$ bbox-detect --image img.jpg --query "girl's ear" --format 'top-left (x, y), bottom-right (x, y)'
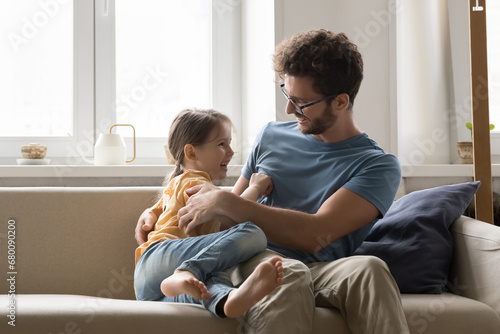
top-left (184, 144), bottom-right (197, 161)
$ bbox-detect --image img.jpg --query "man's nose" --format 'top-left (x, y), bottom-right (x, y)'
top-left (285, 100), bottom-right (296, 115)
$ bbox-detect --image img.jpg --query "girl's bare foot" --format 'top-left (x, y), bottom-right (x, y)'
top-left (161, 270), bottom-right (211, 300)
top-left (224, 256), bottom-right (284, 318)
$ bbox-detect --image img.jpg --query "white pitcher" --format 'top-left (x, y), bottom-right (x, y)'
top-left (78, 124), bottom-right (136, 165)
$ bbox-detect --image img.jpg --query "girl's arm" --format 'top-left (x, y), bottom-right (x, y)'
top-left (218, 173), bottom-right (272, 230)
top-left (232, 175), bottom-right (250, 196)
top-left (239, 173), bottom-right (273, 201)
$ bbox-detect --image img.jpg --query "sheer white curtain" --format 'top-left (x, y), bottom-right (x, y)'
top-left (397, 0), bottom-right (456, 165)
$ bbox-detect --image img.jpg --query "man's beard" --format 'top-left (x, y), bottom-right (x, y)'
top-left (298, 104), bottom-right (337, 135)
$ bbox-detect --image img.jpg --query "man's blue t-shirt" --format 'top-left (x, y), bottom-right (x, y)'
top-left (241, 121), bottom-right (401, 264)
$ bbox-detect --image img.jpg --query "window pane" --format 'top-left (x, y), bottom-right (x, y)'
top-left (487, 1), bottom-right (500, 130)
top-left (115, 0), bottom-right (211, 138)
top-left (0, 0), bottom-right (73, 136)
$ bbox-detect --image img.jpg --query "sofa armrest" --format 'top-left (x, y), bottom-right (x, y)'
top-left (449, 215), bottom-right (500, 314)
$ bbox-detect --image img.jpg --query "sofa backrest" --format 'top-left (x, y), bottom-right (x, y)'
top-left (4, 187), bottom-right (499, 313)
top-left (0, 187), bottom-right (161, 300)
top-left (449, 216), bottom-right (500, 314)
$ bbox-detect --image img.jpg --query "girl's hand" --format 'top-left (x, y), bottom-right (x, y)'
top-left (135, 209), bottom-right (157, 245)
top-left (249, 173), bottom-right (274, 197)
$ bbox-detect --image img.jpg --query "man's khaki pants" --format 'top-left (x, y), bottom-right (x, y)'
top-left (227, 250), bottom-right (410, 334)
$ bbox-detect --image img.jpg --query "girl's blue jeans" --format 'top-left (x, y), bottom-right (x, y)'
top-left (134, 222), bottom-right (267, 317)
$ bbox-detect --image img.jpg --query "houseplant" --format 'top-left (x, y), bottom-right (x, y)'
top-left (456, 122), bottom-right (495, 164)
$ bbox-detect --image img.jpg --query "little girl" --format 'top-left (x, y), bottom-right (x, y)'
top-left (134, 108), bottom-right (283, 319)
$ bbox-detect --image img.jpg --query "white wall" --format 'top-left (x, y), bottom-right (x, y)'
top-left (240, 0), bottom-right (477, 166)
top-left (277, 0), bottom-right (395, 152)
top-left (241, 0), bottom-right (397, 156)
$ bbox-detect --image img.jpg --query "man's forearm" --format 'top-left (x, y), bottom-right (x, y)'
top-left (218, 187), bottom-right (379, 254)
top-left (215, 185), bottom-right (264, 229)
top-left (179, 184), bottom-right (378, 253)
top-left (218, 191), bottom-right (328, 253)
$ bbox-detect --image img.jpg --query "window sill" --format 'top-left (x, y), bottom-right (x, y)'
top-left (402, 164), bottom-right (475, 177)
top-left (1, 163), bottom-right (498, 187)
top-left (1, 163), bottom-right (498, 178)
top-left (0, 165), bottom-right (243, 187)
top-left (403, 164), bottom-right (500, 177)
top-left (0, 165), bottom-right (243, 178)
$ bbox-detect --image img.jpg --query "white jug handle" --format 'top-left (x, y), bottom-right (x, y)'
top-left (110, 124), bottom-right (136, 163)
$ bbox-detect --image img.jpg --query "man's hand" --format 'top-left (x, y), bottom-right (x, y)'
top-left (178, 183), bottom-right (225, 234)
top-left (135, 209), bottom-right (157, 245)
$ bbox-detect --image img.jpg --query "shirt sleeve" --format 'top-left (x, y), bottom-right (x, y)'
top-left (175, 171), bottom-right (212, 205)
top-left (342, 153), bottom-right (401, 217)
top-left (149, 196), bottom-right (164, 220)
top-left (241, 123), bottom-right (269, 180)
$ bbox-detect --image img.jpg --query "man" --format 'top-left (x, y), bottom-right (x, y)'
top-left (136, 29), bottom-right (409, 334)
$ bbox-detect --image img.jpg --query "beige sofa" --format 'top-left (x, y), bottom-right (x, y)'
top-left (1, 187), bottom-right (500, 334)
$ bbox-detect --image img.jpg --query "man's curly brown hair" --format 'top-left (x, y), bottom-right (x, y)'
top-left (273, 29), bottom-right (363, 107)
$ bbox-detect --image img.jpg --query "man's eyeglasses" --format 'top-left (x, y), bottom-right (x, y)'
top-left (280, 83), bottom-right (338, 115)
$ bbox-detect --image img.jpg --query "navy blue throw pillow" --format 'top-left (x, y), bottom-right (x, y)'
top-left (354, 181), bottom-right (480, 294)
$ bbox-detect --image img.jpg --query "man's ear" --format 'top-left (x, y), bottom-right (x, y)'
top-left (333, 93), bottom-right (350, 111)
top-left (184, 144), bottom-right (197, 162)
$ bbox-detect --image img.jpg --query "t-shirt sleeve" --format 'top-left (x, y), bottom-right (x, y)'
top-left (176, 172), bottom-right (211, 205)
top-left (149, 197), bottom-right (164, 219)
top-left (241, 123), bottom-right (269, 181)
top-left (342, 153), bottom-right (401, 217)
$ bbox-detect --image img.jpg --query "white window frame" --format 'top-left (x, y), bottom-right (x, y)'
top-left (93, 0), bottom-right (242, 165)
top-left (0, 0), bottom-right (94, 165)
top-left (0, 0), bottom-right (242, 165)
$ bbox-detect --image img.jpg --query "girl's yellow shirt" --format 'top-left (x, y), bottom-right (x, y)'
top-left (135, 170), bottom-right (221, 264)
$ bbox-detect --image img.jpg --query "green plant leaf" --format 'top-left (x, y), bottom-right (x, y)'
top-left (466, 122), bottom-right (473, 131)
top-left (490, 124), bottom-right (495, 131)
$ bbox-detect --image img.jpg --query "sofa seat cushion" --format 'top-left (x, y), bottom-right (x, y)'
top-left (1, 294), bottom-right (352, 334)
top-left (2, 294), bottom-right (352, 334)
top-left (4, 294), bottom-right (239, 334)
top-left (4, 294), bottom-right (500, 334)
top-left (401, 293), bottom-right (500, 334)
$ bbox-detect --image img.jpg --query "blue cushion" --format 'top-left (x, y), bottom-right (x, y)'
top-left (354, 181), bottom-right (480, 294)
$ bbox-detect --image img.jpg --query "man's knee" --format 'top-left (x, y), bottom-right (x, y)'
top-left (311, 256), bottom-right (394, 288)
top-left (282, 257), bottom-right (312, 281)
top-left (356, 255), bottom-right (391, 276)
top-left (280, 258), bottom-right (314, 298)
top-left (246, 257), bottom-right (315, 331)
top-left (349, 255), bottom-right (396, 289)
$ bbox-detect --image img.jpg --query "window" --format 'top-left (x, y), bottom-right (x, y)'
top-left (0, 0), bottom-right (241, 164)
top-left (115, 0), bottom-right (211, 138)
top-left (0, 0), bottom-right (73, 137)
top-left (486, 0), bottom-right (500, 131)
top-left (473, 0), bottom-right (500, 157)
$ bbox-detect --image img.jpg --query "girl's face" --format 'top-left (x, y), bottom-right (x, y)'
top-left (191, 122), bottom-right (234, 181)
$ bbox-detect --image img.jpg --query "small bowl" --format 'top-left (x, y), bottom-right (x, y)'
top-left (21, 143), bottom-right (47, 159)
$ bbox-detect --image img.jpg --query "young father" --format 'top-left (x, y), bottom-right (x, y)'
top-left (136, 29), bottom-right (410, 334)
